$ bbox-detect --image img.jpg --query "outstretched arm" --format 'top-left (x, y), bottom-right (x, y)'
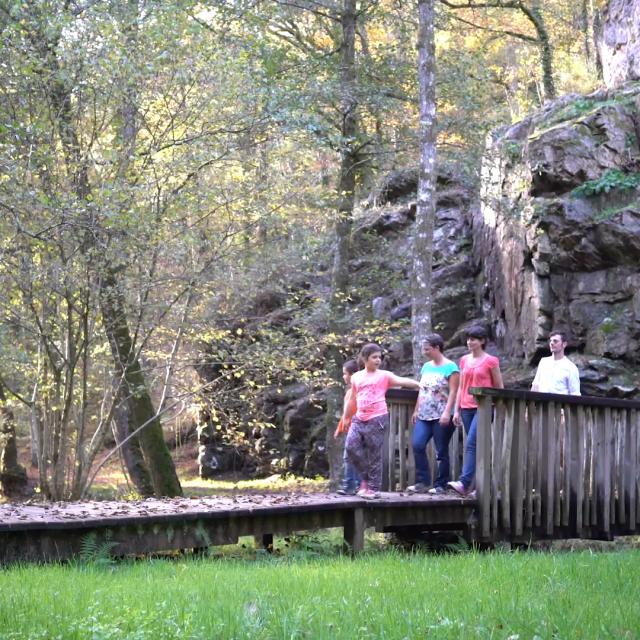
top-left (387, 372), bottom-right (421, 391)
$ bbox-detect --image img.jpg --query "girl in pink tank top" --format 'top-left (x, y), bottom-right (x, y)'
top-left (343, 343), bottom-right (420, 498)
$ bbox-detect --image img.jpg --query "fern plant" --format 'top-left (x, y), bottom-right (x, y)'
top-left (78, 530), bottom-right (118, 567)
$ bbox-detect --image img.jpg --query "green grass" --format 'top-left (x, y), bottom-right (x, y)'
top-left (1, 547), bottom-right (639, 639)
top-left (180, 474), bottom-right (328, 497)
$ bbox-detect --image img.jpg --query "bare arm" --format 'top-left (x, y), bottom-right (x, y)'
top-left (440, 371), bottom-right (460, 424)
top-left (490, 365), bottom-right (504, 389)
top-left (343, 386), bottom-right (357, 423)
top-left (452, 369), bottom-right (464, 427)
top-left (387, 373), bottom-right (421, 391)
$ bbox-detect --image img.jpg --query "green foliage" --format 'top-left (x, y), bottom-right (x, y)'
top-left (571, 169), bottom-right (640, 198)
top-left (503, 140), bottom-right (523, 163)
top-left (77, 531), bottom-right (118, 568)
top-left (600, 317), bottom-right (617, 336)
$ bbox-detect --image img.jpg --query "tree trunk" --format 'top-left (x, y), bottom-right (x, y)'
top-left (324, 0), bottom-right (359, 489)
top-left (111, 383), bottom-right (155, 497)
top-left (580, 0), bottom-right (592, 66)
top-left (330, 0), bottom-right (358, 323)
top-left (99, 272), bottom-right (182, 497)
top-left (593, 6), bottom-right (604, 82)
top-left (0, 383), bottom-right (28, 497)
top-left (412, 0), bottom-right (437, 375)
top-left (524, 1), bottom-right (556, 100)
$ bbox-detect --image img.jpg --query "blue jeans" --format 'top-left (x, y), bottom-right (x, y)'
top-left (412, 418), bottom-right (456, 488)
top-left (342, 446), bottom-right (360, 491)
top-left (459, 408), bottom-right (478, 489)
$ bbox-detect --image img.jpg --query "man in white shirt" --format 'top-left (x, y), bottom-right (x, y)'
top-left (531, 331), bottom-right (581, 395)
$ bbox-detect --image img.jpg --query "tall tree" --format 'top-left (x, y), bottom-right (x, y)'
top-left (324, 0), bottom-right (362, 487)
top-left (439, 0), bottom-right (557, 100)
top-left (412, 0), bottom-right (438, 374)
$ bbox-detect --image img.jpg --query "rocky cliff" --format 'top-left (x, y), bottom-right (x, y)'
top-left (599, 0), bottom-right (640, 88)
top-left (476, 81), bottom-right (640, 396)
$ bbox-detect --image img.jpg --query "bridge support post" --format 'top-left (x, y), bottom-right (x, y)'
top-left (343, 508), bottom-right (365, 554)
top-left (255, 533), bottom-right (274, 553)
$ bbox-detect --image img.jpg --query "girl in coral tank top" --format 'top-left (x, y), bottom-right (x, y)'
top-left (448, 325), bottom-right (503, 496)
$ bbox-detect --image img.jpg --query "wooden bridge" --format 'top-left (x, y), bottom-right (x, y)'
top-left (386, 387), bottom-right (640, 542)
top-left (1, 387), bottom-right (639, 563)
top-left (0, 492), bottom-right (475, 564)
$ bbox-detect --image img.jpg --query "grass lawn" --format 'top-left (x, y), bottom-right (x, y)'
top-left (1, 544), bottom-right (638, 639)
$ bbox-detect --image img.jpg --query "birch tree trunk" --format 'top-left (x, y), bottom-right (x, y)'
top-left (411, 0), bottom-right (437, 375)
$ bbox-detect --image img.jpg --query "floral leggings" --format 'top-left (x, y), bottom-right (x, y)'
top-left (345, 413), bottom-right (388, 492)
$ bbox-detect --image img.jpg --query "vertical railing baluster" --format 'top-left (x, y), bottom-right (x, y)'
top-left (476, 395), bottom-right (492, 539)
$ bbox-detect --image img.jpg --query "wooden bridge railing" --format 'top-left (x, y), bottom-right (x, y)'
top-left (386, 387), bottom-right (640, 542)
top-left (384, 388), bottom-right (467, 492)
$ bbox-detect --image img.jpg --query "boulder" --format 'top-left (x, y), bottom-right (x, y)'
top-left (372, 296), bottom-right (393, 319)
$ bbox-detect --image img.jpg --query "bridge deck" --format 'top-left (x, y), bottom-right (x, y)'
top-left (0, 492), bottom-right (476, 564)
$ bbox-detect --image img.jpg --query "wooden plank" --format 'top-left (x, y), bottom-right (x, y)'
top-left (407, 408), bottom-right (416, 488)
top-left (491, 400), bottom-right (505, 534)
top-left (255, 533), bottom-right (274, 552)
top-left (465, 386), bottom-right (640, 410)
top-left (476, 396), bottom-right (492, 539)
top-left (554, 403), bottom-right (563, 528)
top-left (587, 407), bottom-right (596, 527)
top-left (636, 408), bottom-right (640, 528)
top-left (540, 401), bottom-right (556, 536)
top-left (398, 404), bottom-right (407, 490)
top-left (501, 399), bottom-right (515, 532)
top-left (569, 406), bottom-right (583, 535)
top-left (525, 402), bottom-right (535, 531)
top-left (533, 402), bottom-right (543, 527)
top-left (593, 408), bottom-right (604, 528)
top-left (343, 508), bottom-right (365, 554)
top-left (629, 409), bottom-right (638, 529)
top-left (601, 407), bottom-right (613, 533)
top-left (511, 399), bottom-right (526, 536)
top-left (382, 411), bottom-right (391, 492)
top-left (385, 405), bottom-right (396, 492)
top-left (615, 409), bottom-right (625, 526)
top-left (561, 404), bottom-right (571, 528)
top-left (582, 408), bottom-right (593, 527)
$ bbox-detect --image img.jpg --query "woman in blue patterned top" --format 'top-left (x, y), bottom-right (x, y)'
top-left (408, 334), bottom-right (460, 495)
